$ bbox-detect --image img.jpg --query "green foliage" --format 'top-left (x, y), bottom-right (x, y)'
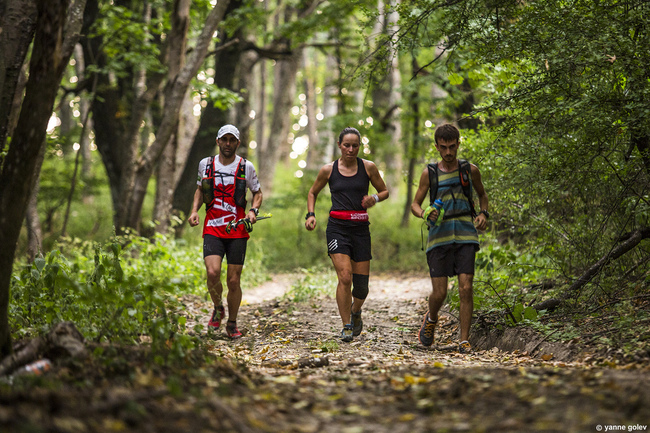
top-left (9, 235), bottom-right (209, 364)
top-left (367, 202), bottom-right (428, 273)
top-left (445, 236), bottom-right (557, 321)
top-left (365, 0), bottom-right (650, 285)
top-left (1, 138), bottom-right (9, 167)
top-left (89, 3), bottom-right (168, 78)
top-left (314, 339), bottom-right (340, 353)
top-left (507, 303), bottom-right (539, 326)
top-left (274, 0), bottom-right (372, 46)
top-left (282, 267), bottom-right (336, 303)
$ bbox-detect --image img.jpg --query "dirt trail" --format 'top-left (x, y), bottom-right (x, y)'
top-left (2, 274), bottom-right (648, 432)
top-left (183, 273), bottom-right (650, 432)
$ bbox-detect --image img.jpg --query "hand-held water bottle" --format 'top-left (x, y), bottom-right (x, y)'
top-left (433, 199), bottom-right (445, 226)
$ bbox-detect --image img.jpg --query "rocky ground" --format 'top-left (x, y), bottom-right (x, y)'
top-left (1, 273), bottom-right (649, 432)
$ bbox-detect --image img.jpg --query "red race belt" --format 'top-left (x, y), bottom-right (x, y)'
top-left (329, 210), bottom-right (369, 221)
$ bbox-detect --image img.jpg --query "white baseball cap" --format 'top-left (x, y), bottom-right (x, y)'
top-left (217, 124), bottom-right (240, 140)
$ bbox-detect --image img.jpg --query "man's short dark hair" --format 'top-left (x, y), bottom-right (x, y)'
top-left (434, 124), bottom-right (460, 145)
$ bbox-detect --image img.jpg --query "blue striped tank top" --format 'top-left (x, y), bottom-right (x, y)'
top-left (426, 165), bottom-right (479, 252)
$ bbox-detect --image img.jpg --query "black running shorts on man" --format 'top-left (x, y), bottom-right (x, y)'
top-left (426, 243), bottom-right (477, 278)
top-left (203, 234), bottom-right (247, 264)
top-left (326, 221), bottom-right (372, 262)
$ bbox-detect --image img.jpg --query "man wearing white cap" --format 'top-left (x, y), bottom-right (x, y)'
top-left (189, 124), bottom-right (263, 339)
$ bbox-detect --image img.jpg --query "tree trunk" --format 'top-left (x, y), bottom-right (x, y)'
top-left (303, 49), bottom-right (321, 170)
top-left (0, 0), bottom-right (86, 358)
top-left (382, 1), bottom-right (402, 196)
top-left (26, 144), bottom-right (46, 263)
top-left (255, 57), bottom-right (270, 164)
top-left (256, 0), bottom-right (319, 192)
top-left (370, 0), bottom-right (401, 197)
top-left (258, 45), bottom-right (301, 193)
top-left (122, 0), bottom-right (230, 232)
top-left (81, 0), bottom-right (160, 233)
top-left (82, 0), bottom-right (229, 234)
top-left (401, 55), bottom-right (421, 227)
top-left (153, 134), bottom-right (178, 234)
top-left (0, 0), bottom-right (37, 148)
top-left (234, 48), bottom-right (257, 159)
top-left (159, 89), bottom-right (199, 234)
top-left (153, 0), bottom-right (190, 235)
top-left (321, 51), bottom-right (339, 163)
top-left (72, 43), bottom-right (93, 186)
top-left (632, 133), bottom-right (650, 176)
top-left (171, 34), bottom-right (242, 230)
top-left (332, 35), bottom-right (346, 159)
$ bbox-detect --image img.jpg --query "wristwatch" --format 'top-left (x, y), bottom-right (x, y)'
top-left (250, 208), bottom-right (259, 216)
top-left (479, 210), bottom-right (490, 219)
top-left (305, 211), bottom-right (315, 220)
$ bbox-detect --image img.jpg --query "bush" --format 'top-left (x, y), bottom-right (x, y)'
top-left (9, 233), bottom-right (266, 364)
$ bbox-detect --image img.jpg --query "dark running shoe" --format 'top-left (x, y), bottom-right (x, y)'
top-left (226, 321), bottom-right (242, 339)
top-left (418, 312), bottom-right (437, 347)
top-left (458, 340), bottom-right (472, 354)
top-left (341, 324), bottom-right (354, 342)
top-left (208, 305), bottom-right (225, 329)
top-left (351, 308), bottom-right (363, 336)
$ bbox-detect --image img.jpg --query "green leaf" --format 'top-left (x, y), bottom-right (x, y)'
top-left (523, 306), bottom-right (538, 321)
top-left (512, 303), bottom-right (524, 322)
top-left (34, 258), bottom-right (46, 272)
top-left (448, 73), bottom-right (464, 86)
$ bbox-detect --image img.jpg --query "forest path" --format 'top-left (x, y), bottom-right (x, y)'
top-left (180, 273), bottom-right (650, 432)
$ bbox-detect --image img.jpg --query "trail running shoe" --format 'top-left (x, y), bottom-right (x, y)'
top-left (208, 305), bottom-right (225, 329)
top-left (458, 340), bottom-right (472, 354)
top-left (341, 324), bottom-right (354, 342)
top-left (418, 312), bottom-right (437, 347)
top-left (226, 321), bottom-right (242, 339)
top-left (351, 308), bottom-right (363, 336)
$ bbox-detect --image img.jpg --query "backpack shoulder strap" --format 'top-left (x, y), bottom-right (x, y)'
top-left (458, 159), bottom-right (476, 216)
top-left (427, 162), bottom-right (438, 205)
top-left (236, 156), bottom-right (247, 177)
top-left (205, 156), bottom-right (215, 178)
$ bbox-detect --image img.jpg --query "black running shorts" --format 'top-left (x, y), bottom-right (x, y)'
top-left (326, 221), bottom-right (372, 262)
top-left (426, 243), bottom-right (477, 278)
top-left (203, 235), bottom-right (247, 265)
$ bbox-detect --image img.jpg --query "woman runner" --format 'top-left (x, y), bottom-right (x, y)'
top-left (305, 127), bottom-right (389, 342)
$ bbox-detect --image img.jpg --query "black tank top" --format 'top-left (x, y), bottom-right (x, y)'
top-left (328, 158), bottom-right (370, 226)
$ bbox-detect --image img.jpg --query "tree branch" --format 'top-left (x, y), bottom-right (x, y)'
top-left (562, 227), bottom-right (650, 299)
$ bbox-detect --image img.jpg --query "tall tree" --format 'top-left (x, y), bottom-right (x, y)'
top-left (171, 8), bottom-right (246, 227)
top-left (0, 0), bottom-right (38, 148)
top-left (368, 0), bottom-right (402, 197)
top-left (82, 0), bottom-right (230, 234)
top-left (0, 0), bottom-right (87, 357)
top-left (302, 48), bottom-right (321, 169)
top-left (152, 0), bottom-right (191, 234)
top-left (254, 0), bottom-right (366, 193)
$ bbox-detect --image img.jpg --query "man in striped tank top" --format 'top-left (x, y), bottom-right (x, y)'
top-left (411, 124), bottom-right (489, 353)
